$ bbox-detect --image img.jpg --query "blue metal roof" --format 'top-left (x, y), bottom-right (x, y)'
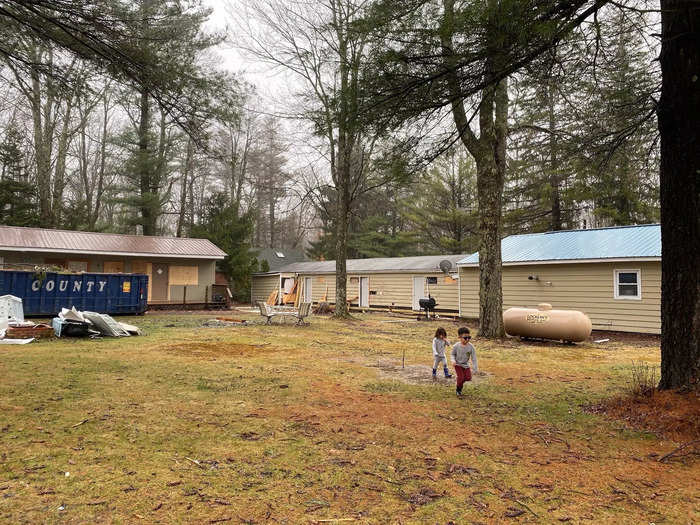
top-left (457, 224), bottom-right (661, 265)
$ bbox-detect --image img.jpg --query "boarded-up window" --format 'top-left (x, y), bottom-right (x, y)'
top-left (67, 260), bottom-right (89, 272)
top-left (169, 265), bottom-right (199, 285)
top-left (104, 261), bottom-right (124, 273)
top-left (132, 261), bottom-right (148, 274)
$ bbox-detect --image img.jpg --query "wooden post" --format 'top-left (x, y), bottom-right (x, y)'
top-left (183, 285), bottom-right (187, 305)
top-left (205, 285), bottom-right (209, 310)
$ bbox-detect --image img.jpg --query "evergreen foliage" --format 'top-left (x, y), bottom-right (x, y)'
top-left (191, 192), bottom-right (256, 301)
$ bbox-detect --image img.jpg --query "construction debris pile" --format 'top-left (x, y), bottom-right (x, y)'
top-left (0, 294), bottom-right (49, 344)
top-left (0, 294), bottom-right (141, 344)
top-left (53, 307), bottom-right (141, 338)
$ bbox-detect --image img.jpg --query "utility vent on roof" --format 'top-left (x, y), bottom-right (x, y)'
top-left (275, 252), bottom-right (285, 258)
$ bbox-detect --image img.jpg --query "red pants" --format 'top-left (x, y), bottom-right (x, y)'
top-left (455, 365), bottom-right (472, 390)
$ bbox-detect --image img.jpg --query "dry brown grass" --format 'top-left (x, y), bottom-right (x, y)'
top-left (0, 311), bottom-right (698, 524)
top-left (595, 389), bottom-right (700, 444)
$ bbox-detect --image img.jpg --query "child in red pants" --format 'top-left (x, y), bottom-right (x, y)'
top-left (451, 327), bottom-right (478, 397)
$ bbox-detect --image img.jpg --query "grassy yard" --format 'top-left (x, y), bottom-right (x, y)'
top-left (0, 311), bottom-right (697, 524)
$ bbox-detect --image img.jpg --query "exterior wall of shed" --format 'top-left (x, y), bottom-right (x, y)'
top-left (0, 250), bottom-right (217, 304)
top-left (458, 261), bottom-right (661, 334)
top-left (166, 260), bottom-right (217, 304)
top-left (251, 274), bottom-right (280, 304)
top-left (296, 272), bottom-right (460, 311)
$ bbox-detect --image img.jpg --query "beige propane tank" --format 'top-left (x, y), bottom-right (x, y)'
top-left (503, 303), bottom-right (592, 342)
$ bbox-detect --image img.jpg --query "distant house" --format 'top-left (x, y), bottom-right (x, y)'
top-left (251, 254), bottom-right (466, 312)
top-left (256, 247), bottom-right (307, 272)
top-left (457, 224), bottom-right (661, 334)
top-left (0, 225), bottom-right (227, 305)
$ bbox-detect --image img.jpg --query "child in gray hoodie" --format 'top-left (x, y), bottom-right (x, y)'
top-left (431, 327), bottom-right (453, 379)
top-left (451, 326), bottom-right (478, 396)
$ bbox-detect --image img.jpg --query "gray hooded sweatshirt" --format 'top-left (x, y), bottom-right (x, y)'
top-left (451, 342), bottom-right (478, 372)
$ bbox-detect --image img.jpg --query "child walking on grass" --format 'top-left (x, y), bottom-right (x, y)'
top-left (451, 327), bottom-right (478, 397)
top-left (431, 327), bottom-right (453, 379)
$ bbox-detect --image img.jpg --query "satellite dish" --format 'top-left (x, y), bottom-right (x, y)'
top-left (439, 260), bottom-right (453, 274)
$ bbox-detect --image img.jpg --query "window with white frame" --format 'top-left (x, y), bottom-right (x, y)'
top-left (614, 269), bottom-right (641, 300)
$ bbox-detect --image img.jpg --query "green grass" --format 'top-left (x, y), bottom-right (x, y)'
top-left (0, 312), bottom-right (696, 524)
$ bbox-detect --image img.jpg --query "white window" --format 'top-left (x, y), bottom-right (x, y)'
top-left (614, 269), bottom-right (641, 300)
top-left (275, 252), bottom-right (285, 258)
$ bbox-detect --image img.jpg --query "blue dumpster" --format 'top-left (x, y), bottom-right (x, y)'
top-left (0, 270), bottom-right (148, 316)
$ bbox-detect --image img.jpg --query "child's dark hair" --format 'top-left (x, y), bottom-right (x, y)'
top-left (457, 326), bottom-right (471, 337)
top-left (434, 327), bottom-right (447, 338)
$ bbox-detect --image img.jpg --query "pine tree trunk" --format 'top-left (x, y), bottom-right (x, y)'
top-left (28, 56), bottom-right (53, 227)
top-left (657, 0), bottom-right (700, 390)
top-left (176, 137), bottom-right (193, 237)
top-left (476, 153), bottom-right (504, 336)
top-left (138, 88), bottom-right (155, 235)
top-left (90, 95), bottom-right (110, 230)
top-left (441, 0), bottom-right (506, 337)
top-left (548, 77), bottom-right (561, 230)
top-left (268, 170), bottom-right (275, 248)
top-left (51, 97), bottom-right (74, 227)
top-left (333, 154), bottom-right (351, 318)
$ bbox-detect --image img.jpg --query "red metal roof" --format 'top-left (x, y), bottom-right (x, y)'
top-left (0, 225), bottom-right (226, 259)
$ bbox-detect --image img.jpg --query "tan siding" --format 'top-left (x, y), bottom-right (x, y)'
top-left (459, 262), bottom-right (661, 334)
top-left (168, 260), bottom-right (216, 302)
top-left (251, 274), bottom-right (280, 304)
top-left (295, 272), bottom-right (460, 311)
top-left (351, 273), bottom-right (412, 308)
top-left (459, 267), bottom-right (480, 318)
top-left (428, 274), bottom-right (460, 311)
top-left (296, 274), bottom-right (335, 303)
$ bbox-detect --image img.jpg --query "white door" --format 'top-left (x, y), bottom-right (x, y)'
top-left (412, 276), bottom-right (425, 310)
top-left (359, 277), bottom-right (370, 307)
top-left (304, 277), bottom-right (313, 303)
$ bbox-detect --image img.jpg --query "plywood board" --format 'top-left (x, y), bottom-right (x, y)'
top-left (169, 265), bottom-right (199, 286)
top-left (104, 261), bottom-right (125, 273)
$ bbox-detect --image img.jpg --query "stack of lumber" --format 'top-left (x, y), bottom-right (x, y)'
top-left (266, 290), bottom-right (278, 306)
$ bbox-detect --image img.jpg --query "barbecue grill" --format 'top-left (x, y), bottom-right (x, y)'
top-left (418, 296), bottom-right (437, 320)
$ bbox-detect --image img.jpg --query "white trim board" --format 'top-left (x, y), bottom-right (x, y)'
top-left (0, 246), bottom-right (225, 260)
top-left (458, 257), bottom-right (661, 267)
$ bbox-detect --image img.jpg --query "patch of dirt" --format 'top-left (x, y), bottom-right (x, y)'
top-left (589, 389), bottom-right (700, 443)
top-left (373, 359), bottom-right (491, 386)
top-left (589, 330), bottom-right (660, 347)
top-left (486, 330), bottom-right (659, 349)
top-left (157, 342), bottom-right (278, 358)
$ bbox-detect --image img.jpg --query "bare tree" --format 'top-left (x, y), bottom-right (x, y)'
top-left (233, 0), bottom-right (386, 317)
top-left (72, 81), bottom-right (117, 229)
